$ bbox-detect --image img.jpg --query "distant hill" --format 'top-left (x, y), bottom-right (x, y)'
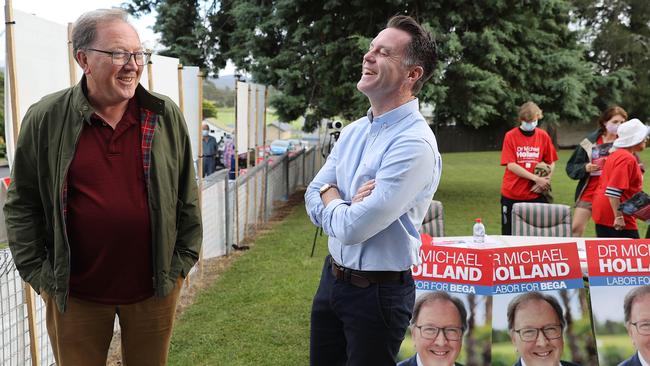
top-left (209, 75), bottom-right (236, 90)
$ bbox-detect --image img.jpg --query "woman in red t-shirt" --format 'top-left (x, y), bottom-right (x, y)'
top-left (500, 101), bottom-right (559, 235)
top-left (592, 119), bottom-right (648, 238)
top-left (566, 106), bottom-right (627, 237)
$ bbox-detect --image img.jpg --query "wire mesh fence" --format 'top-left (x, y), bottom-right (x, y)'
top-left (0, 146), bottom-right (322, 365)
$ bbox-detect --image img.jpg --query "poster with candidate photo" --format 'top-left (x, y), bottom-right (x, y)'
top-left (398, 235), bottom-right (492, 366)
top-left (491, 244), bottom-right (597, 366)
top-left (586, 239), bottom-right (650, 366)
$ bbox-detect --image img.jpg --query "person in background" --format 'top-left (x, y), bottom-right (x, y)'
top-left (592, 119), bottom-right (649, 238)
top-left (500, 101), bottom-right (559, 235)
top-left (398, 292), bottom-right (466, 366)
top-left (202, 123), bottom-right (218, 177)
top-left (4, 9), bottom-right (202, 366)
top-left (566, 106), bottom-right (627, 237)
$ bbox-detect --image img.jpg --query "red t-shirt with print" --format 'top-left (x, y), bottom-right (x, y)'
top-left (500, 127), bottom-right (558, 201)
top-left (592, 148), bottom-right (643, 230)
top-left (580, 135), bottom-right (605, 202)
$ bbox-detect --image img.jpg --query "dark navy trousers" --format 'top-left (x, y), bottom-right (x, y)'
top-left (310, 255), bottom-right (415, 366)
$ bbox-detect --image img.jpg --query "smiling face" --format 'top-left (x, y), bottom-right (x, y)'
top-left (627, 293), bottom-right (650, 362)
top-left (77, 20), bottom-right (143, 110)
top-left (510, 299), bottom-right (564, 366)
top-left (411, 299), bottom-right (463, 366)
top-left (357, 27), bottom-right (413, 108)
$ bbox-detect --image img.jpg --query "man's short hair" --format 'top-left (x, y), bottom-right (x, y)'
top-left (518, 101), bottom-right (543, 122)
top-left (410, 291), bottom-right (468, 331)
top-left (507, 292), bottom-right (565, 331)
top-left (386, 15), bottom-right (436, 95)
top-left (624, 285), bottom-right (650, 323)
top-left (72, 9), bottom-right (132, 55)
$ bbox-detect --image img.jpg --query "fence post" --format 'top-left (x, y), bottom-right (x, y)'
top-left (224, 176), bottom-right (231, 256)
top-left (284, 155), bottom-right (290, 200)
top-left (262, 161), bottom-right (269, 223)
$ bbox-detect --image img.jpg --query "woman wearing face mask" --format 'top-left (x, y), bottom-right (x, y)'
top-left (566, 106), bottom-right (628, 237)
top-left (592, 118), bottom-right (648, 238)
top-left (500, 101), bottom-right (559, 235)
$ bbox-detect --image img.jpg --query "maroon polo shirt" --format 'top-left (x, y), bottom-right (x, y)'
top-left (67, 98), bottom-right (153, 304)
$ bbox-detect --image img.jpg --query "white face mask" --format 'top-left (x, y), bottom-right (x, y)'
top-left (202, 130), bottom-right (209, 137)
top-left (605, 121), bottom-right (619, 134)
top-left (520, 120), bottom-right (538, 132)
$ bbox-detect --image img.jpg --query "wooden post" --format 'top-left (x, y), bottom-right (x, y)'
top-left (147, 54), bottom-right (154, 91)
top-left (244, 85), bottom-right (251, 237)
top-left (197, 71), bottom-right (204, 277)
top-left (177, 64), bottom-right (184, 113)
top-left (234, 81), bottom-right (240, 248)
top-left (252, 86), bottom-right (259, 228)
top-left (67, 23), bottom-right (77, 86)
top-left (23, 283), bottom-right (40, 366)
top-left (5, 0), bottom-right (21, 153)
top-left (261, 87), bottom-right (268, 222)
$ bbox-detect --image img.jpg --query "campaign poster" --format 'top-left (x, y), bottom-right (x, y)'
top-left (587, 239), bottom-right (650, 366)
top-left (398, 235), bottom-right (492, 366)
top-left (491, 244), bottom-right (597, 366)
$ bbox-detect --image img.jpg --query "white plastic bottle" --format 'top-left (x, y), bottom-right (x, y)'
top-left (472, 218), bottom-right (485, 244)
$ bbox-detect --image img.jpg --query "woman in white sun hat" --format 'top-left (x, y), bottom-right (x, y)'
top-left (592, 118), bottom-right (650, 238)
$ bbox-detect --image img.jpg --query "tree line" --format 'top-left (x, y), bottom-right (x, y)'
top-left (124, 1), bottom-right (648, 132)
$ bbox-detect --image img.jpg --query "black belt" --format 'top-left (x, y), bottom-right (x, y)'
top-left (329, 257), bottom-right (410, 288)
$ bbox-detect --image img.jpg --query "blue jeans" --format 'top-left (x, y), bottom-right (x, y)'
top-left (310, 255), bottom-right (414, 366)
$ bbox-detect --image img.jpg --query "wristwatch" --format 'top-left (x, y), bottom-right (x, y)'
top-left (319, 183), bottom-right (338, 196)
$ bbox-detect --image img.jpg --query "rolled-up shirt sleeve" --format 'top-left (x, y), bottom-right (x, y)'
top-left (321, 137), bottom-right (438, 244)
top-left (305, 141), bottom-right (341, 227)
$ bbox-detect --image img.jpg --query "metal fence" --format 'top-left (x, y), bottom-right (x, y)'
top-left (0, 146), bottom-right (322, 365)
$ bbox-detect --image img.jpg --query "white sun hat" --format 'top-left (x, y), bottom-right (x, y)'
top-left (613, 119), bottom-right (650, 148)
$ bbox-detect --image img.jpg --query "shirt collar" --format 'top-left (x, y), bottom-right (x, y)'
top-left (520, 359), bottom-right (561, 366)
top-left (416, 353), bottom-right (424, 366)
top-left (640, 352), bottom-right (650, 366)
top-left (366, 98), bottom-right (419, 127)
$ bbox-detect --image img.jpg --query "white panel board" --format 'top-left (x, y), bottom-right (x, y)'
top-left (149, 54), bottom-right (180, 106)
top-left (182, 66), bottom-right (201, 161)
top-left (256, 85), bottom-right (266, 147)
top-left (5, 10), bottom-right (72, 166)
top-left (236, 81), bottom-right (249, 154)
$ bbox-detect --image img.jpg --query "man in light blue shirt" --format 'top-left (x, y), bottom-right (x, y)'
top-left (305, 15), bottom-right (442, 366)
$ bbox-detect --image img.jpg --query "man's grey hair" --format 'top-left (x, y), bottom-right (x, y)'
top-left (624, 285), bottom-right (650, 323)
top-left (410, 291), bottom-right (468, 331)
top-left (71, 8), bottom-right (132, 54)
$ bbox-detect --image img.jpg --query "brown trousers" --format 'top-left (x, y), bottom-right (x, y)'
top-left (43, 279), bottom-right (183, 366)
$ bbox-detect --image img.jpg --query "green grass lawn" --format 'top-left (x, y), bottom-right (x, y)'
top-left (169, 148), bottom-right (650, 364)
top-left (215, 107), bottom-right (301, 129)
top-left (0, 243), bottom-right (7, 249)
top-left (168, 206), bottom-right (325, 365)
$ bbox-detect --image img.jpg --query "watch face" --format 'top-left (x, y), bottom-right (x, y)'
top-left (320, 184), bottom-right (331, 194)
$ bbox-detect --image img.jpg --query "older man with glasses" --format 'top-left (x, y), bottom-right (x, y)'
top-left (4, 8), bottom-right (201, 366)
top-left (399, 292), bottom-right (467, 366)
top-left (620, 285), bottom-right (650, 366)
top-left (507, 292), bottom-right (580, 366)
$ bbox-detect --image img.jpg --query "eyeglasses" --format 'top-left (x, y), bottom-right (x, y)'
top-left (514, 325), bottom-right (563, 342)
top-left (630, 320), bottom-right (650, 335)
top-left (415, 325), bottom-right (463, 341)
top-left (85, 48), bottom-right (151, 66)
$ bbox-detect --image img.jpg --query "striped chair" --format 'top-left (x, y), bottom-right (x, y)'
top-left (511, 202), bottom-right (572, 237)
top-left (420, 200), bottom-right (444, 237)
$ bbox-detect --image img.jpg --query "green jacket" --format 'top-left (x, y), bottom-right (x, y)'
top-left (565, 129), bottom-right (602, 202)
top-left (4, 78), bottom-right (202, 312)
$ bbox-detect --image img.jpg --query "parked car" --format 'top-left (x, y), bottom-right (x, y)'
top-left (270, 140), bottom-right (292, 155)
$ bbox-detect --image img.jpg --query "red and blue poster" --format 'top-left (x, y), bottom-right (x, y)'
top-left (492, 243), bottom-right (583, 294)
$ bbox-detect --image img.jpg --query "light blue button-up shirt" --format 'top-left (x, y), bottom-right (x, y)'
top-left (305, 98), bottom-right (442, 271)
